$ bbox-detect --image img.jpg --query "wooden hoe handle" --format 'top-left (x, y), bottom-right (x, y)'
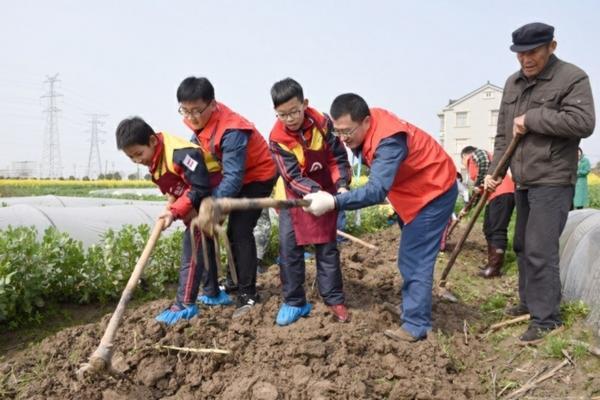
top-left (79, 218), bottom-right (164, 377)
top-left (439, 135), bottom-right (521, 287)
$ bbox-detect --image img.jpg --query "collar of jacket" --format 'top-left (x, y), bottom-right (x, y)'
top-left (516, 54), bottom-right (559, 83)
top-left (149, 133), bottom-right (165, 174)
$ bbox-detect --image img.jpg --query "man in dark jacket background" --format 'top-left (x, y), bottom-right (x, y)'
top-left (486, 22), bottom-right (595, 342)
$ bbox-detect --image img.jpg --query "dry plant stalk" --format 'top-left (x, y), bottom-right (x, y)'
top-left (482, 315), bottom-right (530, 339)
top-left (504, 357), bottom-right (572, 399)
top-left (156, 344), bottom-right (231, 355)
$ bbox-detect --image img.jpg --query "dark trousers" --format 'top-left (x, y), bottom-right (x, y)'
top-left (225, 177), bottom-right (276, 296)
top-left (178, 227), bottom-right (218, 304)
top-left (483, 193), bottom-right (515, 249)
top-left (278, 208), bottom-right (344, 307)
top-left (200, 234), bottom-right (221, 297)
top-left (514, 186), bottom-right (573, 328)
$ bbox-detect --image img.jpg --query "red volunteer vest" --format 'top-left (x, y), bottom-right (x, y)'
top-left (362, 108), bottom-right (456, 224)
top-left (467, 151), bottom-right (515, 202)
top-left (270, 107), bottom-right (337, 245)
top-left (186, 102), bottom-right (276, 186)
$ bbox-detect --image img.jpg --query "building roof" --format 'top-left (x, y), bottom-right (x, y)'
top-left (443, 81), bottom-right (503, 110)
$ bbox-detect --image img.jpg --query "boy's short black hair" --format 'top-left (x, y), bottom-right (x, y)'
top-left (177, 76), bottom-right (215, 103)
top-left (271, 78), bottom-right (304, 108)
top-left (460, 146), bottom-right (477, 157)
top-left (330, 93), bottom-right (371, 122)
top-left (115, 117), bottom-right (155, 150)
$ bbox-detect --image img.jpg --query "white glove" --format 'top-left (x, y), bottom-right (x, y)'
top-left (303, 190), bottom-right (335, 216)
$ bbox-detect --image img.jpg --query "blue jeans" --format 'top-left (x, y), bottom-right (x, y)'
top-left (397, 183), bottom-right (457, 338)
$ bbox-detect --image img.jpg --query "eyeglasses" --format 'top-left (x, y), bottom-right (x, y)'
top-left (332, 125), bottom-right (359, 138)
top-left (178, 102), bottom-right (212, 119)
top-left (276, 109), bottom-right (302, 121)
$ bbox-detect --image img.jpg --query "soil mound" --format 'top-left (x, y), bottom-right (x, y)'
top-left (0, 226), bottom-right (496, 399)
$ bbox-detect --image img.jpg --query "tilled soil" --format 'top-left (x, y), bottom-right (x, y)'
top-left (1, 225), bottom-right (598, 399)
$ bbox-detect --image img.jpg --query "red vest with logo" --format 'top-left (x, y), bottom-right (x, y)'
top-left (186, 102), bottom-right (276, 186)
top-left (150, 132), bottom-right (197, 197)
top-left (270, 107), bottom-right (337, 244)
top-left (362, 108), bottom-right (456, 224)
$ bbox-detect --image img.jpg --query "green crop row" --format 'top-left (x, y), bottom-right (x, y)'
top-left (0, 225), bottom-right (182, 329)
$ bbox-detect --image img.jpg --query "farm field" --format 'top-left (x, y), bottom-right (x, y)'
top-left (0, 177), bottom-right (599, 399)
top-left (1, 224), bottom-right (599, 399)
top-left (0, 179), bottom-right (156, 199)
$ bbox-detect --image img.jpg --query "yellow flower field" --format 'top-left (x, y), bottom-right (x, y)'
top-left (0, 179), bottom-right (155, 197)
top-left (588, 173), bottom-right (600, 185)
top-left (0, 179), bottom-right (153, 188)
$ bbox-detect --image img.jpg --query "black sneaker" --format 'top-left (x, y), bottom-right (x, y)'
top-left (519, 325), bottom-right (554, 344)
top-left (232, 293), bottom-right (259, 319)
top-left (219, 277), bottom-right (238, 294)
top-left (505, 303), bottom-right (529, 317)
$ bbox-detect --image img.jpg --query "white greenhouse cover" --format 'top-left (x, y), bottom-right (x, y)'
top-left (559, 208), bottom-right (600, 332)
top-left (0, 195), bottom-right (164, 207)
top-left (0, 196), bottom-right (183, 247)
top-left (88, 188), bottom-right (162, 196)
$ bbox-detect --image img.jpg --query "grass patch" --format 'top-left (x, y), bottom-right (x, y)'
top-left (543, 335), bottom-right (569, 359)
top-left (572, 342), bottom-right (589, 359)
top-left (560, 300), bottom-right (590, 328)
top-left (450, 274), bottom-right (480, 304)
top-left (480, 293), bottom-right (508, 315)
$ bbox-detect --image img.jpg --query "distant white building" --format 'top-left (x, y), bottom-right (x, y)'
top-left (10, 161), bottom-right (38, 178)
top-left (438, 82), bottom-right (503, 169)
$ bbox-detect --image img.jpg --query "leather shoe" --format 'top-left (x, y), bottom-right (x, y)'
top-left (384, 327), bottom-right (422, 343)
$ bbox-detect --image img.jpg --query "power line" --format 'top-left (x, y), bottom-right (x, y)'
top-left (40, 73), bottom-right (63, 178)
top-left (86, 113), bottom-right (107, 179)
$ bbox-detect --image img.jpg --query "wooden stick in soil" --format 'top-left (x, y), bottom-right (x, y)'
top-left (504, 357), bottom-right (571, 399)
top-left (481, 315), bottom-right (530, 339)
top-left (488, 314), bottom-right (530, 332)
top-left (496, 383), bottom-right (514, 398)
top-left (490, 368), bottom-right (497, 400)
top-left (76, 219), bottom-right (165, 379)
top-left (438, 135), bottom-right (521, 298)
top-left (156, 345), bottom-right (231, 355)
top-left (336, 229), bottom-right (378, 250)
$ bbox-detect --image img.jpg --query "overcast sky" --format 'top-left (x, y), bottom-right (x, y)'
top-left (1, 0), bottom-right (599, 177)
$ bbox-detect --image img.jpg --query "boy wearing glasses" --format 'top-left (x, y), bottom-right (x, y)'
top-left (304, 94), bottom-right (457, 342)
top-left (177, 77), bottom-right (277, 317)
top-left (269, 78), bottom-right (352, 326)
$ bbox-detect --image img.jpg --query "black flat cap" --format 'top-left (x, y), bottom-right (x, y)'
top-left (510, 22), bottom-right (555, 52)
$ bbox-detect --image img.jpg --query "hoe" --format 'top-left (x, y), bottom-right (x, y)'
top-left (438, 135), bottom-right (521, 302)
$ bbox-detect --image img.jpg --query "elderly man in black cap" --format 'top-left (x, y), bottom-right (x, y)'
top-left (485, 22), bottom-right (595, 342)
